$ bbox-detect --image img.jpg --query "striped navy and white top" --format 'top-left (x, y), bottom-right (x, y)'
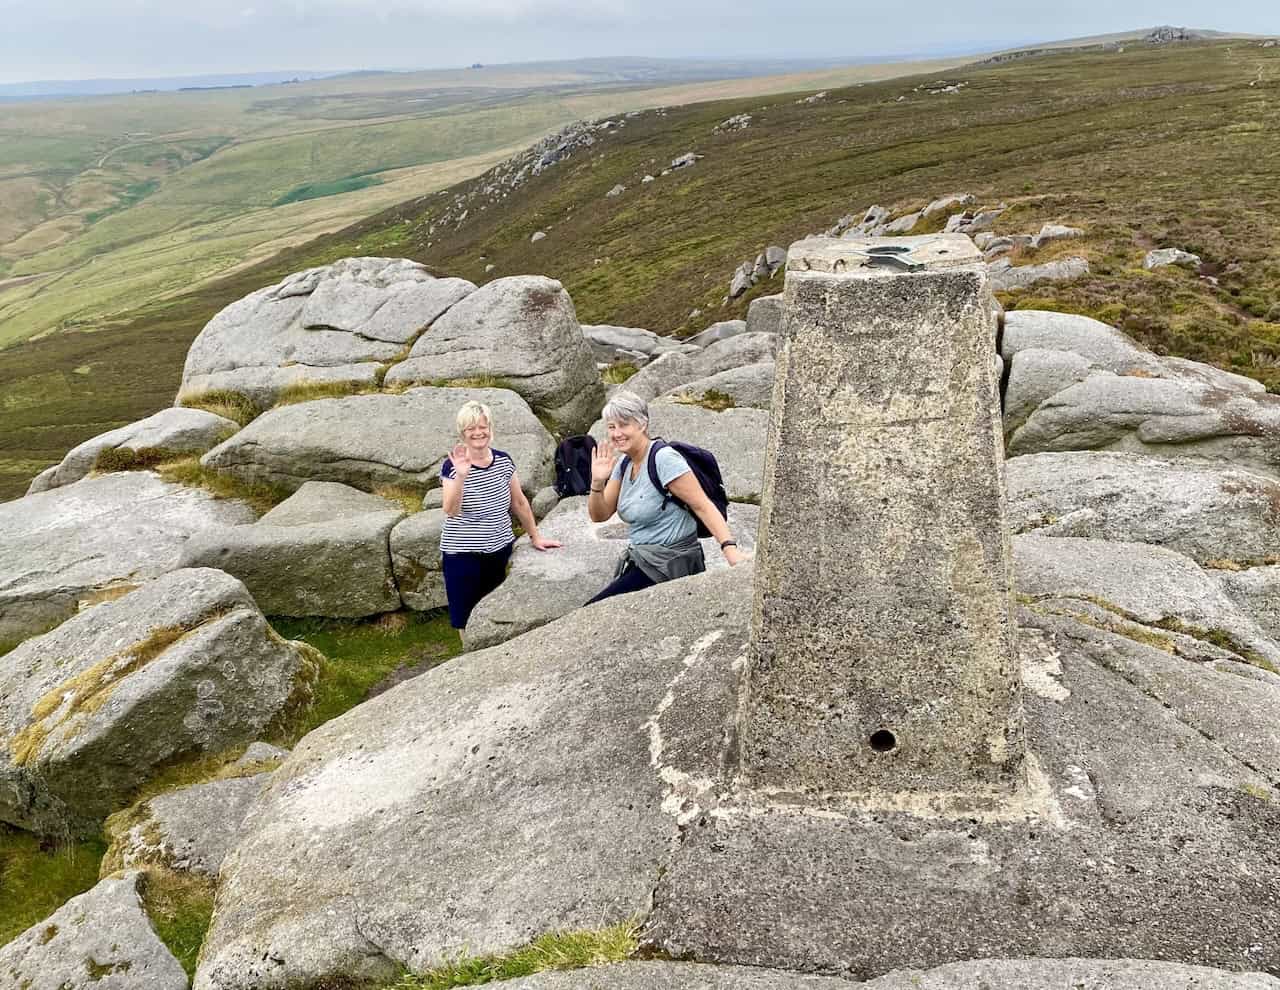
top-left (439, 449), bottom-right (517, 554)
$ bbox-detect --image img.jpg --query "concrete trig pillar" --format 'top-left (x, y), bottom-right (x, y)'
top-left (742, 234), bottom-right (1023, 799)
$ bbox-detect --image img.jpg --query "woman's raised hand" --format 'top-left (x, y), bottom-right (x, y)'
top-left (449, 443), bottom-right (473, 480)
top-left (590, 440), bottom-right (617, 486)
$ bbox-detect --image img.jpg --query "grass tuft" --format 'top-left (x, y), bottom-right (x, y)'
top-left (137, 867), bottom-right (216, 979)
top-left (388, 921), bottom-right (640, 990)
top-left (272, 381), bottom-right (377, 408)
top-left (373, 485), bottom-right (426, 515)
top-left (673, 388), bottom-right (735, 412)
top-left (92, 445), bottom-right (185, 474)
top-left (157, 456), bottom-right (292, 515)
top-left (601, 361), bottom-right (639, 385)
top-left (178, 389), bottom-right (260, 428)
top-left (431, 375), bottom-right (514, 391)
top-left (0, 826), bottom-right (107, 948)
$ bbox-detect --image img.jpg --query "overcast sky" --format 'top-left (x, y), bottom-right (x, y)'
top-left (1, 0), bottom-right (1277, 83)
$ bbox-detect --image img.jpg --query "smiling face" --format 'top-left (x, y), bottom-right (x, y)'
top-left (605, 416), bottom-right (648, 459)
top-left (461, 416), bottom-right (491, 452)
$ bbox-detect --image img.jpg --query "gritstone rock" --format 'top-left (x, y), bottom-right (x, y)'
top-left (1006, 452), bottom-right (1280, 564)
top-left (662, 363), bottom-right (776, 410)
top-left (382, 275), bottom-right (604, 433)
top-left (1214, 565), bottom-right (1280, 642)
top-left (745, 294), bottom-right (784, 336)
top-left (0, 471), bottom-right (255, 653)
top-left (1030, 223), bottom-right (1084, 248)
top-left (1144, 247), bottom-right (1202, 270)
top-left (0, 871), bottom-right (188, 990)
top-left (583, 325), bottom-right (694, 367)
top-left (0, 568), bottom-right (317, 837)
top-left (988, 256), bottom-right (1090, 290)
top-left (920, 193), bottom-right (974, 218)
top-left (179, 482), bottom-right (406, 617)
top-left (389, 509), bottom-right (448, 611)
top-left (28, 407), bottom-right (239, 494)
top-left (200, 387), bottom-right (555, 496)
top-left (177, 257), bottom-right (475, 407)
top-left (622, 333), bottom-right (779, 402)
top-left (684, 320), bottom-right (747, 349)
top-left (104, 773), bottom-right (269, 877)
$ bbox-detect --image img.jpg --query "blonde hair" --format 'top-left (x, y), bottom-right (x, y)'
top-left (456, 400), bottom-right (493, 437)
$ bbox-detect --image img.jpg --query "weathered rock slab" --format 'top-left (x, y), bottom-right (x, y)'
top-left (583, 325), bottom-right (693, 367)
top-left (989, 256), bottom-right (1089, 291)
top-left (0, 871), bottom-right (187, 990)
top-left (201, 387), bottom-right (554, 496)
top-left (464, 498), bottom-right (759, 650)
top-left (105, 774), bottom-right (269, 877)
top-left (621, 333), bottom-right (779, 402)
top-left (29, 407), bottom-right (240, 494)
top-left (194, 566), bottom-right (755, 990)
top-left (0, 472), bottom-right (256, 653)
top-left (0, 568), bottom-right (316, 836)
top-left (500, 961), bottom-right (856, 988)
top-left (662, 363), bottom-right (776, 410)
top-left (383, 276), bottom-right (604, 432)
top-left (179, 257), bottom-right (476, 406)
top-left (179, 482), bottom-right (405, 617)
top-left (1007, 452), bottom-right (1280, 564)
top-left (389, 509), bottom-right (447, 611)
top-left (1013, 534), bottom-right (1280, 668)
top-left (1214, 564), bottom-right (1280, 643)
top-left (684, 320), bottom-right (747, 349)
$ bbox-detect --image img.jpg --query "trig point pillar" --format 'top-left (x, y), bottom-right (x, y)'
top-left (742, 234), bottom-right (1023, 799)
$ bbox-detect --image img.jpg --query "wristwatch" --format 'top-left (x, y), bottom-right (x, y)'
top-left (720, 540), bottom-right (737, 549)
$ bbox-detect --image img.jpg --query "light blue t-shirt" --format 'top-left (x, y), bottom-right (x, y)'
top-left (612, 445), bottom-right (698, 546)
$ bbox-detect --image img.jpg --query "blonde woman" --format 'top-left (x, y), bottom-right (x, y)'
top-left (440, 400), bottom-right (560, 629)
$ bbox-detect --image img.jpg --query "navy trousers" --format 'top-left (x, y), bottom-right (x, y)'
top-left (585, 561), bottom-right (657, 606)
top-left (442, 542), bottom-right (514, 629)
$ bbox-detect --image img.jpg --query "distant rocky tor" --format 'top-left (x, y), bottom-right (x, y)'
top-left (3, 224), bottom-right (1280, 988)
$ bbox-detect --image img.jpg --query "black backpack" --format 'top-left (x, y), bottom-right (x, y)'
top-left (554, 435), bottom-right (597, 496)
top-left (623, 438), bottom-right (730, 539)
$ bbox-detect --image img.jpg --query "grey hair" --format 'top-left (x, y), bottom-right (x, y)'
top-left (601, 391), bottom-right (649, 431)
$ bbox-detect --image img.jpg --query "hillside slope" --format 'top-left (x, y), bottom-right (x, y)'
top-left (2, 39), bottom-right (1278, 501)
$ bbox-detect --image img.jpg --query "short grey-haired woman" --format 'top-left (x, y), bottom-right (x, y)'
top-left (440, 399), bottom-right (560, 629)
top-left (586, 391), bottom-right (741, 604)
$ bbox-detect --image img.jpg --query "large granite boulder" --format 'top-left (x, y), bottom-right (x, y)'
top-left (27, 407), bottom-right (239, 494)
top-left (200, 387), bottom-right (555, 496)
top-left (194, 557), bottom-right (1280, 989)
top-left (0, 871), bottom-right (188, 990)
top-left (383, 276), bottom-right (604, 432)
top-left (590, 401), bottom-right (769, 502)
top-left (663, 363), bottom-right (777, 410)
top-left (1002, 310), bottom-right (1167, 377)
top-left (584, 325), bottom-right (695, 367)
top-left (0, 472), bottom-right (256, 653)
top-left (1007, 373), bottom-right (1280, 478)
top-left (745, 294), bottom-right (784, 336)
top-left (988, 256), bottom-right (1089, 291)
top-left (622, 333), bottom-right (779, 402)
top-left (463, 498), bottom-right (759, 650)
top-left (1213, 565), bottom-right (1280, 643)
top-left (685, 320), bottom-right (748, 349)
top-left (104, 774), bottom-right (269, 878)
top-left (1006, 452), bottom-right (1280, 564)
top-left (497, 960), bottom-right (1279, 989)
top-left (0, 568), bottom-right (318, 837)
top-left (179, 482), bottom-right (405, 617)
top-left (389, 509), bottom-right (447, 611)
top-left (178, 257), bottom-right (475, 407)
top-left (1013, 535), bottom-right (1280, 670)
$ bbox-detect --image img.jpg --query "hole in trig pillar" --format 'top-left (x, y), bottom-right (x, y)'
top-left (869, 729), bottom-right (898, 753)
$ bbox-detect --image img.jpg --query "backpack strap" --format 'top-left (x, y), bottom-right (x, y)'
top-left (646, 438), bottom-right (674, 512)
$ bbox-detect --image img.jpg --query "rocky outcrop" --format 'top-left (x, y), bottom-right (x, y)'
top-left (178, 482), bottom-right (406, 617)
top-left (0, 871), bottom-right (188, 990)
top-left (1144, 247), bottom-right (1201, 270)
top-left (663, 363), bottom-right (776, 410)
top-left (584, 325), bottom-right (694, 367)
top-left (0, 568), bottom-right (317, 837)
top-left (989, 256), bottom-right (1090, 291)
top-left (0, 471), bottom-right (255, 653)
top-left (1006, 452), bottom-right (1280, 564)
top-left (28, 407), bottom-right (239, 494)
top-left (382, 276), bottom-right (604, 432)
top-left (684, 320), bottom-right (747, 348)
top-left (727, 247), bottom-right (786, 299)
top-left (1013, 535), bottom-right (1280, 670)
top-left (464, 498), bottom-right (759, 650)
top-left (1214, 565), bottom-right (1280, 643)
top-left (389, 509), bottom-right (447, 611)
top-left (622, 333), bottom-right (779, 402)
top-left (178, 257), bottom-right (475, 408)
top-left (104, 774), bottom-right (270, 878)
top-left (200, 387), bottom-right (555, 496)
top-left (745, 294), bottom-right (784, 336)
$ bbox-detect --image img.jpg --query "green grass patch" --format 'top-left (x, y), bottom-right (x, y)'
top-left (92, 444), bottom-right (193, 474)
top-left (1152, 618), bottom-right (1279, 674)
top-left (373, 485), bottom-right (426, 515)
top-left (674, 388), bottom-right (736, 412)
top-left (84, 179), bottom-right (161, 224)
top-left (431, 375), bottom-right (515, 390)
top-left (272, 380), bottom-right (378, 407)
top-left (387, 920), bottom-right (640, 989)
top-left (157, 455), bottom-right (291, 515)
top-left (0, 826), bottom-right (108, 947)
top-left (179, 388), bottom-right (260, 428)
top-left (601, 361), bottom-right (639, 385)
top-left (275, 175), bottom-right (384, 207)
top-left (138, 868), bottom-right (215, 980)
top-left (268, 611), bottom-right (461, 746)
